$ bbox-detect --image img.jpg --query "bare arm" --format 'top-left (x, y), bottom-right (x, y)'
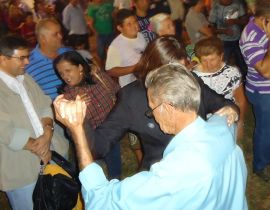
top-left (254, 19), bottom-right (270, 78)
top-left (86, 16), bottom-right (97, 35)
top-left (254, 49), bottom-right (270, 78)
top-left (233, 84), bottom-right (248, 140)
top-left (54, 95), bottom-right (93, 170)
top-left (199, 25), bottom-right (214, 38)
top-left (107, 65), bottom-right (137, 78)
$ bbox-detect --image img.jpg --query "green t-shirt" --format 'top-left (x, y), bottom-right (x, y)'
top-left (87, 2), bottom-right (114, 35)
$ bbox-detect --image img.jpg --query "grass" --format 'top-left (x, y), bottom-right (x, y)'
top-left (1, 105), bottom-right (270, 209)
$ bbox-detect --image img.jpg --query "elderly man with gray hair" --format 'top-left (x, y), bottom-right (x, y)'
top-left (54, 63), bottom-right (248, 210)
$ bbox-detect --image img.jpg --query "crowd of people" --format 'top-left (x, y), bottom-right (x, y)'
top-left (0, 0), bottom-right (269, 209)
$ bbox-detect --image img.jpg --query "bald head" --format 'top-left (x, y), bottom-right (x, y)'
top-left (35, 18), bottom-right (60, 41)
top-left (35, 18), bottom-right (63, 53)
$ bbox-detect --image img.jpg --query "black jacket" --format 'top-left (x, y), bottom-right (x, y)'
top-left (85, 74), bottom-right (239, 170)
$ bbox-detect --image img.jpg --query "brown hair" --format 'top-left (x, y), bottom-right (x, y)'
top-left (134, 35), bottom-right (186, 81)
top-left (194, 37), bottom-right (224, 59)
top-left (255, 0), bottom-right (270, 17)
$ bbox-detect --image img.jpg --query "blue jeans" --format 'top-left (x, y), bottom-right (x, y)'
top-left (104, 142), bottom-right (122, 180)
top-left (246, 90), bottom-right (270, 172)
top-left (6, 182), bottom-right (36, 210)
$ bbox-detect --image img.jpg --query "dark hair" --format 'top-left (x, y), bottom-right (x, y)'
top-left (53, 51), bottom-right (94, 87)
top-left (0, 35), bottom-right (29, 56)
top-left (255, 0), bottom-right (270, 17)
top-left (134, 35), bottom-right (187, 81)
top-left (188, 0), bottom-right (202, 7)
top-left (194, 37), bottom-right (224, 59)
top-left (25, 11), bottom-right (33, 18)
top-left (115, 9), bottom-right (135, 26)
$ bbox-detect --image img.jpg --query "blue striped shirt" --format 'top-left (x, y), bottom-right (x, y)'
top-left (239, 17), bottom-right (270, 94)
top-left (25, 46), bottom-right (71, 100)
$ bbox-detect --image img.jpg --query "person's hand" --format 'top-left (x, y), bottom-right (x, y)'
top-left (215, 106), bottom-right (239, 126)
top-left (54, 95), bottom-right (71, 126)
top-left (225, 18), bottom-right (236, 26)
top-left (224, 28), bottom-right (234, 36)
top-left (53, 95), bottom-right (87, 129)
top-left (262, 18), bottom-right (270, 38)
top-left (78, 93), bottom-right (91, 104)
top-left (30, 132), bottom-right (51, 158)
top-left (40, 150), bottom-right (52, 165)
top-left (24, 134), bottom-right (51, 163)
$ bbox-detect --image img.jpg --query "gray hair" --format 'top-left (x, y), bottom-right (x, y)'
top-left (149, 13), bottom-right (170, 35)
top-left (145, 63), bottom-right (201, 112)
top-left (35, 18), bottom-right (60, 40)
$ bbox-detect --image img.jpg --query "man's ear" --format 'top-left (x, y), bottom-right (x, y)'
top-left (0, 54), bottom-right (7, 63)
top-left (220, 53), bottom-right (224, 61)
top-left (163, 102), bottom-right (173, 113)
top-left (78, 64), bottom-right (84, 74)
top-left (117, 25), bottom-right (123, 33)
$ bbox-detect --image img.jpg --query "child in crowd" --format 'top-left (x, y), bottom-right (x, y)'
top-left (105, 9), bottom-right (146, 87)
top-left (192, 37), bottom-right (247, 140)
top-left (54, 51), bottom-right (121, 179)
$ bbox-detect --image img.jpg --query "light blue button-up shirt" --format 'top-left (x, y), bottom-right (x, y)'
top-left (79, 115), bottom-right (248, 210)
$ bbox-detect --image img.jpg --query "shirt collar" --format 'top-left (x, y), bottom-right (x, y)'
top-left (0, 70), bottom-right (24, 94)
top-left (163, 116), bottom-right (205, 156)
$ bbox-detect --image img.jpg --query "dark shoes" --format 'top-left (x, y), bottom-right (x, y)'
top-left (255, 168), bottom-right (270, 182)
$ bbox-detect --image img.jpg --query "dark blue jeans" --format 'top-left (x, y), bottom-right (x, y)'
top-left (246, 90), bottom-right (270, 172)
top-left (104, 142), bottom-right (122, 180)
top-left (223, 40), bottom-right (247, 77)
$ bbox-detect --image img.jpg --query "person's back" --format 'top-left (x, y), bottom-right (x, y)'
top-left (150, 115), bottom-right (247, 210)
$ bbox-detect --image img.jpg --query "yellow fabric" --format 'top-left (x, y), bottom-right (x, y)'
top-left (44, 164), bottom-right (84, 210)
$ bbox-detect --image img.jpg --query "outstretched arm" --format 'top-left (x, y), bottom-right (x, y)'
top-left (54, 95), bottom-right (93, 170)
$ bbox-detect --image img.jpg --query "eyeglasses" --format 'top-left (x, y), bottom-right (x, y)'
top-left (4, 55), bottom-right (30, 61)
top-left (145, 103), bottom-right (163, 118)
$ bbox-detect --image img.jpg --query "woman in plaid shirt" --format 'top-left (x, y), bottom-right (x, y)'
top-left (54, 51), bottom-right (121, 179)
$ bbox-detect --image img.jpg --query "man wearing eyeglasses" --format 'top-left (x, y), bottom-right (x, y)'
top-left (54, 64), bottom-right (248, 210)
top-left (0, 35), bottom-right (69, 210)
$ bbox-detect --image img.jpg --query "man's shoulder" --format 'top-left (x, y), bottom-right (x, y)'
top-left (240, 20), bottom-right (266, 46)
top-left (109, 34), bottom-right (122, 46)
top-left (58, 47), bottom-right (73, 54)
top-left (120, 80), bottom-right (145, 97)
top-left (63, 3), bottom-right (73, 12)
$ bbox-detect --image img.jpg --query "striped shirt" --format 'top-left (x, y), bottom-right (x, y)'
top-left (25, 46), bottom-right (71, 100)
top-left (239, 17), bottom-right (270, 94)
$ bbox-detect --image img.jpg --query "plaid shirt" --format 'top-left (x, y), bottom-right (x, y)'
top-left (63, 70), bottom-right (120, 129)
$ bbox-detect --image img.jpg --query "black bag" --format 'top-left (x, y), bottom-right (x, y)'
top-left (32, 151), bottom-right (80, 210)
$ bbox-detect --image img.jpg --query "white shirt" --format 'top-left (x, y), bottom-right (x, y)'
top-left (105, 33), bottom-right (147, 87)
top-left (62, 3), bottom-right (88, 35)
